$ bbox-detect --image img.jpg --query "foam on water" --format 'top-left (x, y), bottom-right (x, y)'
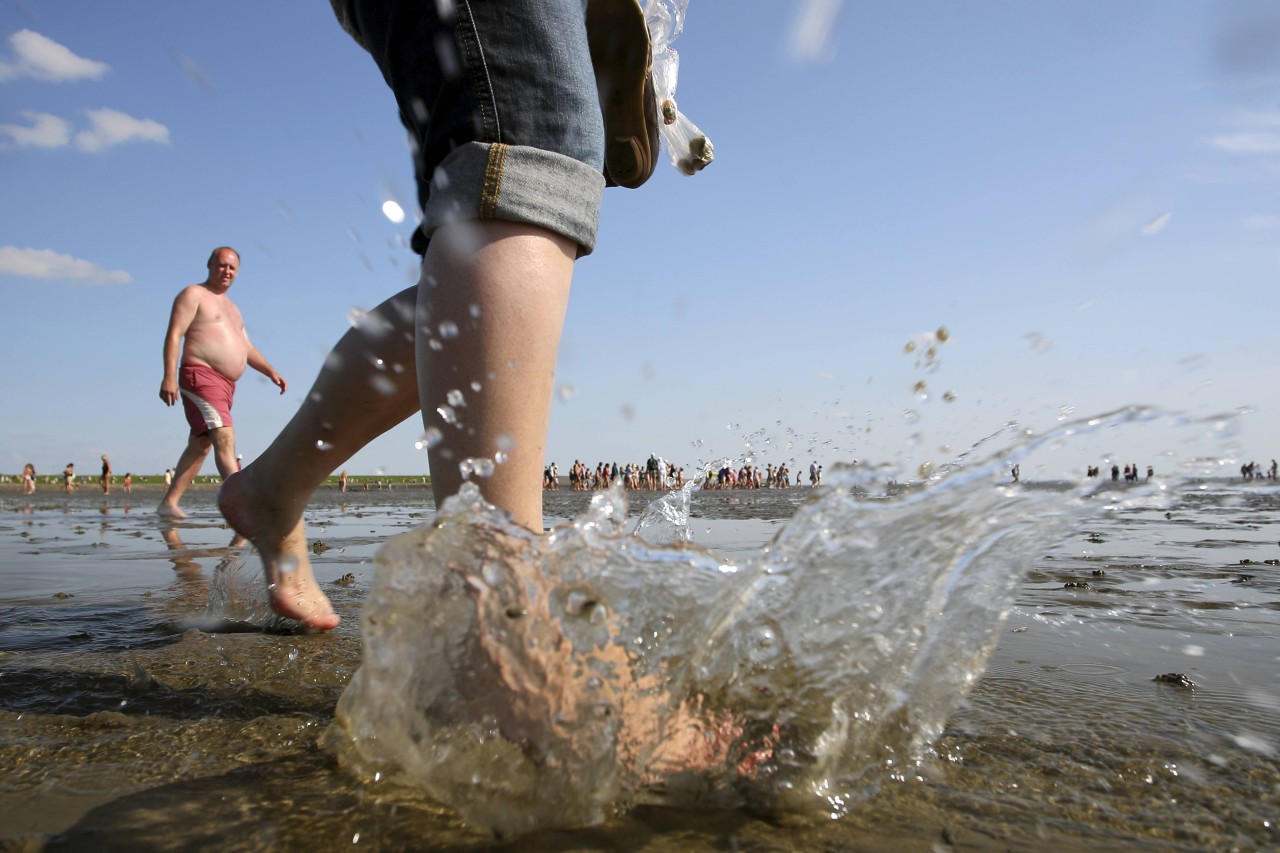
top-left (322, 413), bottom-right (1171, 835)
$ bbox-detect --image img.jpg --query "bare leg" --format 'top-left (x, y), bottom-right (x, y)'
top-left (420, 220), bottom-right (575, 533)
top-left (220, 219), bottom-right (575, 628)
top-left (157, 434), bottom-right (212, 518)
top-left (210, 426), bottom-right (239, 479)
top-left (219, 287), bottom-right (420, 629)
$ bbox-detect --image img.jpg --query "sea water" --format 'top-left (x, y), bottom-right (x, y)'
top-left (1, 408), bottom-right (1277, 849)
top-left (317, 408), bottom-right (1273, 837)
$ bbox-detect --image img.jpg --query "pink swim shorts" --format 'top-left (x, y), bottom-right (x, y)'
top-left (179, 363), bottom-right (235, 437)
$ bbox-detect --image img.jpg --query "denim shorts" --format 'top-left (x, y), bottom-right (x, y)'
top-left (332, 0), bottom-right (607, 256)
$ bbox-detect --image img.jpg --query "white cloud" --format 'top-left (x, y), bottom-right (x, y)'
top-left (0, 246), bottom-right (132, 285)
top-left (74, 108), bottom-right (170, 151)
top-left (0, 29), bottom-right (109, 83)
top-left (0, 107), bottom-right (170, 152)
top-left (1243, 213), bottom-right (1280, 230)
top-left (0, 110), bottom-right (70, 148)
top-left (1207, 131), bottom-right (1280, 154)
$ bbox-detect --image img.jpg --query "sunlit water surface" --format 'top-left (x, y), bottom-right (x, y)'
top-left (1, 434), bottom-right (1277, 851)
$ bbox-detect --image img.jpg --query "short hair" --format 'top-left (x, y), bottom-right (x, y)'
top-left (207, 246), bottom-right (240, 266)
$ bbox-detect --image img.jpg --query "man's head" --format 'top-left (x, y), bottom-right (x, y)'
top-left (206, 246), bottom-right (240, 290)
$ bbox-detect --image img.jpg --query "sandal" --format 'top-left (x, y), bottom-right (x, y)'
top-left (586, 0), bottom-right (660, 189)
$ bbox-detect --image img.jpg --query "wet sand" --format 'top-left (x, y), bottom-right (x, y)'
top-left (1, 485), bottom-right (1277, 851)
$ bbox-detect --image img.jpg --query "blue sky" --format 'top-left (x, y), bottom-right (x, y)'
top-left (2, 0), bottom-right (1278, 483)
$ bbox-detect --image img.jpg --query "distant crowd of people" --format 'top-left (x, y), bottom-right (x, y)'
top-left (12, 457), bottom-right (134, 495)
top-left (1085, 463), bottom-right (1155, 483)
top-left (550, 457), bottom-right (682, 492)
top-left (545, 457), bottom-right (825, 492)
top-left (701, 460), bottom-right (822, 490)
top-left (1241, 460), bottom-right (1278, 481)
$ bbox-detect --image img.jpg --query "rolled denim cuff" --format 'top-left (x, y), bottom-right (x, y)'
top-left (422, 141), bottom-right (606, 258)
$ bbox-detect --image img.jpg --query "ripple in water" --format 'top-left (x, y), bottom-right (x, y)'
top-left (321, 414), bottom-right (1163, 835)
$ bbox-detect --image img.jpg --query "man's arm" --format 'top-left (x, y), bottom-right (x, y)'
top-left (159, 287), bottom-right (200, 406)
top-left (246, 342), bottom-right (287, 395)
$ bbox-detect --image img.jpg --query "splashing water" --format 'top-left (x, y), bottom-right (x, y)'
top-left (198, 547), bottom-right (295, 632)
top-left (415, 427), bottom-right (443, 451)
top-left (320, 412), bottom-right (1178, 835)
top-left (458, 457), bottom-right (496, 480)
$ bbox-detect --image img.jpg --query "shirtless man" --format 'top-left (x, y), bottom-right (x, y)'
top-left (156, 247), bottom-right (286, 519)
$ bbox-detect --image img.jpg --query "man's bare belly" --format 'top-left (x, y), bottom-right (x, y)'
top-left (181, 343), bottom-right (247, 383)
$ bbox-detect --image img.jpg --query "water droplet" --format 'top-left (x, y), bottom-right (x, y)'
top-left (493, 450), bottom-right (508, 464)
top-left (438, 320), bottom-right (459, 339)
top-left (943, 390), bottom-right (957, 403)
top-left (747, 623), bottom-right (781, 663)
top-left (415, 427), bottom-right (443, 450)
top-left (323, 352), bottom-right (345, 370)
top-left (347, 308), bottom-right (366, 328)
top-left (279, 556), bottom-right (299, 574)
top-left (459, 457), bottom-right (495, 479)
top-left (468, 303), bottom-right (481, 319)
top-left (1024, 332), bottom-right (1051, 351)
top-left (315, 440), bottom-right (334, 451)
top-left (495, 433), bottom-right (515, 452)
top-left (902, 410), bottom-right (919, 423)
top-left (446, 388), bottom-right (466, 408)
top-left (557, 384), bottom-right (576, 402)
top-left (428, 338), bottom-right (443, 351)
top-left (691, 439), bottom-right (704, 448)
top-left (437, 405), bottom-right (458, 425)
top-left (470, 380), bottom-right (482, 393)
top-left (370, 375), bottom-right (396, 396)
top-left (381, 200), bottom-right (405, 223)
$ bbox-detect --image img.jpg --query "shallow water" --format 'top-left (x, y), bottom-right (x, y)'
top-left (1, 470), bottom-right (1277, 851)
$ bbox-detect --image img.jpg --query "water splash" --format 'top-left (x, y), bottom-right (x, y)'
top-left (322, 411), bottom-right (1175, 834)
top-left (199, 547), bottom-right (294, 631)
top-left (414, 428), bottom-right (442, 451)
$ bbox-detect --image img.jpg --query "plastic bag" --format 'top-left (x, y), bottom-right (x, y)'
top-left (645, 0), bottom-right (714, 175)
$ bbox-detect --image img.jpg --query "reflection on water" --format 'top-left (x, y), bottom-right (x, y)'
top-left (0, 417), bottom-right (1277, 849)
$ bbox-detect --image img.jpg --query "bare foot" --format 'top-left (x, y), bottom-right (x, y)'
top-left (156, 500), bottom-right (187, 519)
top-left (217, 468), bottom-right (340, 631)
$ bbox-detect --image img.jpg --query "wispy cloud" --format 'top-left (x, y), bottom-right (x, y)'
top-left (74, 107), bottom-right (169, 151)
top-left (0, 107), bottom-right (169, 151)
top-left (1243, 213), bottom-right (1280, 230)
top-left (1207, 131), bottom-right (1280, 154)
top-left (0, 110), bottom-right (69, 148)
top-left (0, 30), bottom-right (109, 83)
top-left (0, 246), bottom-right (132, 285)
top-left (1207, 108), bottom-right (1280, 154)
